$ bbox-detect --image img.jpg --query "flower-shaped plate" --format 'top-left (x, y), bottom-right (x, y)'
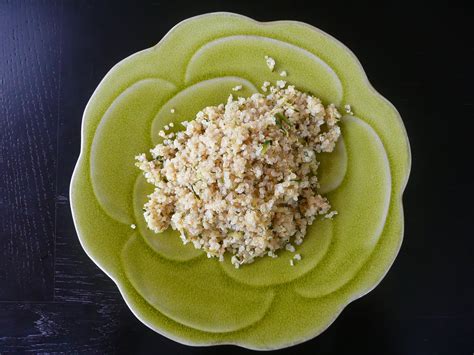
top-left (70, 12), bottom-right (411, 350)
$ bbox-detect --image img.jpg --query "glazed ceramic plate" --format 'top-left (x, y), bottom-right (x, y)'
top-left (70, 12), bottom-right (411, 350)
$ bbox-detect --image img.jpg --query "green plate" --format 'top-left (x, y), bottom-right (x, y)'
top-left (70, 12), bottom-right (411, 350)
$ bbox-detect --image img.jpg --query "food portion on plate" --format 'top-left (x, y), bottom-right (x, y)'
top-left (136, 81), bottom-right (341, 267)
top-left (70, 12), bottom-right (411, 350)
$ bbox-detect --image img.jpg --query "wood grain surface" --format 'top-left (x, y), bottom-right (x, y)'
top-left (0, 0), bottom-right (60, 301)
top-left (0, 0), bottom-right (472, 353)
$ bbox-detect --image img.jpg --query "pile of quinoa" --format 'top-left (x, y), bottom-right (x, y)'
top-left (136, 83), bottom-right (341, 268)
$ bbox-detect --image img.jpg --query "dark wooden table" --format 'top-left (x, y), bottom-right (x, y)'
top-left (1, 1), bottom-right (473, 353)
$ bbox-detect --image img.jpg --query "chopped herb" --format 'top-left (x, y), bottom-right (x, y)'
top-left (276, 112), bottom-right (293, 126)
top-left (262, 140), bottom-right (272, 154)
top-left (228, 231), bottom-right (244, 239)
top-left (189, 184), bottom-right (200, 199)
top-left (274, 116), bottom-right (289, 136)
top-left (274, 114), bottom-right (280, 125)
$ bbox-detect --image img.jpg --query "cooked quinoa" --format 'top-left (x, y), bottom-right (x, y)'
top-left (136, 84), bottom-right (341, 268)
top-left (264, 55), bottom-right (276, 71)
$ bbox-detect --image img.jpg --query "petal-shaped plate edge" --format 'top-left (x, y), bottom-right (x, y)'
top-left (70, 11), bottom-right (412, 350)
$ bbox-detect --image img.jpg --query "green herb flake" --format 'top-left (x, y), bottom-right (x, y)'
top-left (190, 184), bottom-right (200, 199)
top-left (228, 231), bottom-right (244, 239)
top-left (275, 112), bottom-right (292, 126)
top-left (154, 155), bottom-right (164, 162)
top-left (262, 140), bottom-right (272, 154)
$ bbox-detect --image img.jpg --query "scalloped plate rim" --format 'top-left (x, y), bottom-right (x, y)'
top-left (69, 11), bottom-right (412, 350)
